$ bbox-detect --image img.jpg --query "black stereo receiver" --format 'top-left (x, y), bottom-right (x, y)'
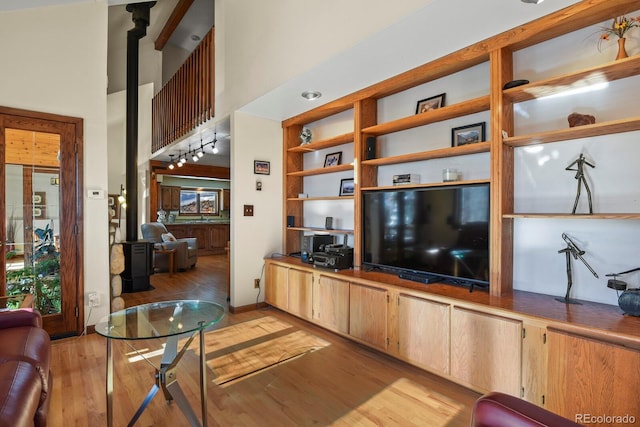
top-left (312, 245), bottom-right (353, 270)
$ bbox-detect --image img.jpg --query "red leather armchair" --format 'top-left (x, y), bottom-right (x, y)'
top-left (0, 309), bottom-right (52, 427)
top-left (471, 392), bottom-right (580, 427)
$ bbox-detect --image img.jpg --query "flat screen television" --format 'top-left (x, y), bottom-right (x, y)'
top-left (362, 183), bottom-right (490, 288)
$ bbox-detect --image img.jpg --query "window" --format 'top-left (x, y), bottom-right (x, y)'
top-left (179, 189), bottom-right (219, 215)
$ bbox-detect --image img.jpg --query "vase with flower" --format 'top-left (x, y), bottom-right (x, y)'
top-left (598, 14), bottom-right (640, 60)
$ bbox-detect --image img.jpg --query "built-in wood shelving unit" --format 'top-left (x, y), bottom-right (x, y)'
top-left (504, 117), bottom-right (640, 147)
top-left (287, 196), bottom-right (354, 202)
top-left (286, 163), bottom-right (353, 177)
top-left (287, 132), bottom-right (354, 153)
top-left (286, 227), bottom-right (354, 234)
top-left (362, 95), bottom-right (490, 136)
top-left (362, 142), bottom-right (490, 167)
top-left (362, 179), bottom-right (490, 192)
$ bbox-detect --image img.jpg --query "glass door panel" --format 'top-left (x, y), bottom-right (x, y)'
top-left (4, 130), bottom-right (61, 315)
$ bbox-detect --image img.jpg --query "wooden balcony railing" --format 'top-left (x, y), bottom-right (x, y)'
top-left (152, 28), bottom-right (215, 152)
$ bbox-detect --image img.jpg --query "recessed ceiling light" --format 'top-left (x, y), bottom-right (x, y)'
top-left (191, 35), bottom-right (201, 41)
top-left (521, 0), bottom-right (544, 4)
top-left (301, 91), bottom-right (322, 101)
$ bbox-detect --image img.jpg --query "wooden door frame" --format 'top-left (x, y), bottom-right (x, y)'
top-left (0, 106), bottom-right (84, 337)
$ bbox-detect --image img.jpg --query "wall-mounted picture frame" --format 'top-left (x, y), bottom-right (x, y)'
top-left (416, 93), bottom-right (446, 114)
top-left (339, 178), bottom-right (355, 196)
top-left (324, 152), bottom-right (342, 167)
top-left (254, 160), bottom-right (270, 175)
top-left (33, 191), bottom-right (46, 219)
top-left (451, 122), bottom-right (486, 147)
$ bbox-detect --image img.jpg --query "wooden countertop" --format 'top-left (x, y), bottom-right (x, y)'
top-left (267, 256), bottom-right (640, 349)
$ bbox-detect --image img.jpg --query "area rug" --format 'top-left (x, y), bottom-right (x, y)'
top-left (201, 316), bottom-right (329, 385)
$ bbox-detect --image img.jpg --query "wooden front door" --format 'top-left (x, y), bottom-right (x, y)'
top-left (0, 107), bottom-right (83, 337)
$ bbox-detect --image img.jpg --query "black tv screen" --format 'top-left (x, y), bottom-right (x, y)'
top-left (362, 183), bottom-right (490, 286)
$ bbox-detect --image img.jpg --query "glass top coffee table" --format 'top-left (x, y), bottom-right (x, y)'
top-left (96, 300), bottom-right (225, 427)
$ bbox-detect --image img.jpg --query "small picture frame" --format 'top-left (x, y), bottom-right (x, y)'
top-left (339, 178), bottom-right (355, 196)
top-left (324, 152), bottom-right (342, 168)
top-left (452, 122), bottom-right (486, 147)
top-left (416, 93), bottom-right (446, 114)
top-left (254, 160), bottom-right (270, 175)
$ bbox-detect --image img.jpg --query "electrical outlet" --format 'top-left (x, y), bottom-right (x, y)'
top-left (88, 292), bottom-right (100, 307)
top-left (254, 278), bottom-right (260, 289)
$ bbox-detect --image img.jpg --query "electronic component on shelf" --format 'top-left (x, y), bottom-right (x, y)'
top-left (392, 174), bottom-right (420, 185)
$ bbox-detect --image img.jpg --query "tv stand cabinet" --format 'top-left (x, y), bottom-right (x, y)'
top-left (265, 256), bottom-right (640, 420)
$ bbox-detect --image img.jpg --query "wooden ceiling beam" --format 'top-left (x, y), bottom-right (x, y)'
top-left (154, 0), bottom-right (194, 51)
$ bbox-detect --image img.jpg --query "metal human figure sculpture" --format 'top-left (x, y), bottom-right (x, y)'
top-left (556, 233), bottom-right (598, 304)
top-left (566, 153), bottom-right (595, 214)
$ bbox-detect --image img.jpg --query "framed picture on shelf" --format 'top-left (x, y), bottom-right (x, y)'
top-left (451, 122), bottom-right (486, 147)
top-left (254, 160), bottom-right (270, 175)
top-left (324, 152), bottom-right (342, 167)
top-left (416, 93), bottom-right (446, 114)
top-left (339, 178), bottom-right (355, 196)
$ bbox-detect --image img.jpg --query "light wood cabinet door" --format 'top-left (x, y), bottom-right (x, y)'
top-left (397, 294), bottom-right (450, 375)
top-left (287, 268), bottom-right (313, 320)
top-left (546, 329), bottom-right (640, 422)
top-left (521, 323), bottom-right (547, 407)
top-left (313, 275), bottom-right (349, 334)
top-left (349, 282), bottom-right (388, 350)
top-left (450, 307), bottom-right (522, 395)
top-left (265, 263), bottom-right (288, 310)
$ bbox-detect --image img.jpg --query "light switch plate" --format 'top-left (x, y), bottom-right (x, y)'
top-left (244, 205), bottom-right (254, 216)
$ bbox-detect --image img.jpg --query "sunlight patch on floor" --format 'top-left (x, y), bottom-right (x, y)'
top-left (334, 377), bottom-right (465, 426)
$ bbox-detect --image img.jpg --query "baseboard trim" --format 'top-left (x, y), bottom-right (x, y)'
top-left (229, 301), bottom-right (268, 313)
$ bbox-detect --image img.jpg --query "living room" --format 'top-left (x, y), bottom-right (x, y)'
top-left (1, 0), bottom-right (639, 425)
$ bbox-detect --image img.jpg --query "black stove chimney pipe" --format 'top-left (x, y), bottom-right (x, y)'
top-left (125, 1), bottom-right (155, 242)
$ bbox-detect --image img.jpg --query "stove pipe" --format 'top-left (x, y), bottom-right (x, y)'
top-left (125, 1), bottom-right (155, 242)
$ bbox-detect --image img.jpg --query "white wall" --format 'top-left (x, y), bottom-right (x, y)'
top-left (0, 2), bottom-right (110, 323)
top-left (230, 112), bottom-right (282, 307)
top-left (215, 0), bottom-right (434, 117)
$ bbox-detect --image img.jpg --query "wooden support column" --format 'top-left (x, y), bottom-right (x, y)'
top-left (353, 98), bottom-right (377, 268)
top-left (489, 47), bottom-right (514, 296)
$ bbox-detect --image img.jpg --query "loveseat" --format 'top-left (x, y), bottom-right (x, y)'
top-left (471, 392), bottom-right (580, 427)
top-left (0, 309), bottom-right (52, 427)
top-left (140, 222), bottom-right (198, 271)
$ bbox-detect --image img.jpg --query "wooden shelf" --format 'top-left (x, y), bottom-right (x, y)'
top-left (287, 163), bottom-right (353, 177)
top-left (287, 196), bottom-right (354, 201)
top-left (503, 55), bottom-right (640, 103)
top-left (288, 132), bottom-right (354, 153)
top-left (286, 226), bottom-right (354, 234)
top-left (504, 117), bottom-right (640, 147)
top-left (362, 179), bottom-right (490, 192)
top-left (505, 213), bottom-right (640, 220)
top-left (362, 95), bottom-right (490, 137)
top-left (362, 142), bottom-right (490, 167)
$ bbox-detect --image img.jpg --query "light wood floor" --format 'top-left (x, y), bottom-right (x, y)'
top-left (49, 255), bottom-right (480, 426)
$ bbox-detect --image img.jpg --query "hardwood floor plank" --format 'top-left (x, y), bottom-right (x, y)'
top-left (49, 255), bottom-right (479, 426)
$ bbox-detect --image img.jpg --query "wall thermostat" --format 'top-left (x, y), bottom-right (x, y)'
top-left (87, 189), bottom-right (105, 199)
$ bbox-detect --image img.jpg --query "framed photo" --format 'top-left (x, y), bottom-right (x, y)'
top-left (451, 122), bottom-right (486, 147)
top-left (254, 160), bottom-right (270, 175)
top-left (33, 191), bottom-right (46, 219)
top-left (339, 178), bottom-right (355, 196)
top-left (416, 93), bottom-right (446, 114)
top-left (324, 152), bottom-right (342, 167)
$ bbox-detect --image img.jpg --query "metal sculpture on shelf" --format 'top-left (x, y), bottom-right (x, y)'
top-left (556, 233), bottom-right (598, 304)
top-left (566, 153), bottom-right (595, 214)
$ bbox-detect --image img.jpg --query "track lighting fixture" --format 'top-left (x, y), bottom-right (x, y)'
top-left (165, 130), bottom-right (226, 169)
